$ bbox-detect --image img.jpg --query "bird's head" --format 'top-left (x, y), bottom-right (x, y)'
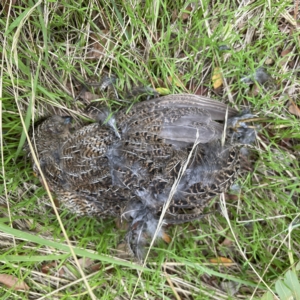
top-left (37, 115), bottom-right (73, 140)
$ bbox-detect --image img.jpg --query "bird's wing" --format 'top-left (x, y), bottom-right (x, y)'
top-left (116, 94), bottom-right (237, 145)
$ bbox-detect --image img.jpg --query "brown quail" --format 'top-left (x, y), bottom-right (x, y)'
top-left (28, 94), bottom-right (256, 259)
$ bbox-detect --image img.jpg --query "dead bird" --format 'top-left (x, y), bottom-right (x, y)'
top-left (27, 94), bottom-right (256, 260)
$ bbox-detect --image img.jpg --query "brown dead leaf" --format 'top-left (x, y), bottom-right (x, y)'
top-left (57, 267), bottom-right (67, 277)
top-left (171, 9), bottom-right (178, 23)
top-left (224, 193), bottom-right (239, 201)
top-left (155, 77), bottom-right (165, 88)
top-left (89, 31), bottom-right (113, 60)
top-left (220, 236), bottom-right (234, 247)
top-left (288, 99), bottom-right (300, 117)
top-left (162, 232), bottom-right (172, 244)
top-left (172, 3), bottom-right (195, 22)
top-left (0, 274), bottom-right (29, 291)
top-left (90, 263), bottom-right (102, 272)
top-left (280, 48), bottom-right (294, 66)
top-left (249, 83), bottom-right (260, 97)
top-left (181, 4), bottom-right (194, 21)
top-left (78, 257), bottom-right (94, 269)
top-left (41, 261), bottom-right (66, 277)
top-left (209, 257), bottom-right (234, 266)
top-left (41, 261), bottom-right (57, 274)
top-left (53, 198), bottom-right (60, 209)
top-left (281, 48), bottom-right (293, 57)
top-left (80, 91), bottom-right (101, 102)
top-left (212, 67), bottom-right (223, 89)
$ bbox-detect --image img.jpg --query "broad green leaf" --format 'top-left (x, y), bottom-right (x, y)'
top-left (261, 291), bottom-right (276, 300)
top-left (284, 270), bottom-right (300, 300)
top-left (275, 279), bottom-right (293, 300)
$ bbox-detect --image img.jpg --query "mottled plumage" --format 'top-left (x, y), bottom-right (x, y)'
top-left (28, 94), bottom-right (256, 259)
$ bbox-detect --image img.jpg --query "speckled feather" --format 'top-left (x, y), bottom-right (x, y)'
top-left (28, 94), bottom-right (255, 259)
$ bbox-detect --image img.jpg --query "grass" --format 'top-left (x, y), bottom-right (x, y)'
top-left (1, 0), bottom-right (300, 299)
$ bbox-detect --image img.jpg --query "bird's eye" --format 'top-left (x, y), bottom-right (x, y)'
top-left (62, 116), bottom-right (73, 124)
